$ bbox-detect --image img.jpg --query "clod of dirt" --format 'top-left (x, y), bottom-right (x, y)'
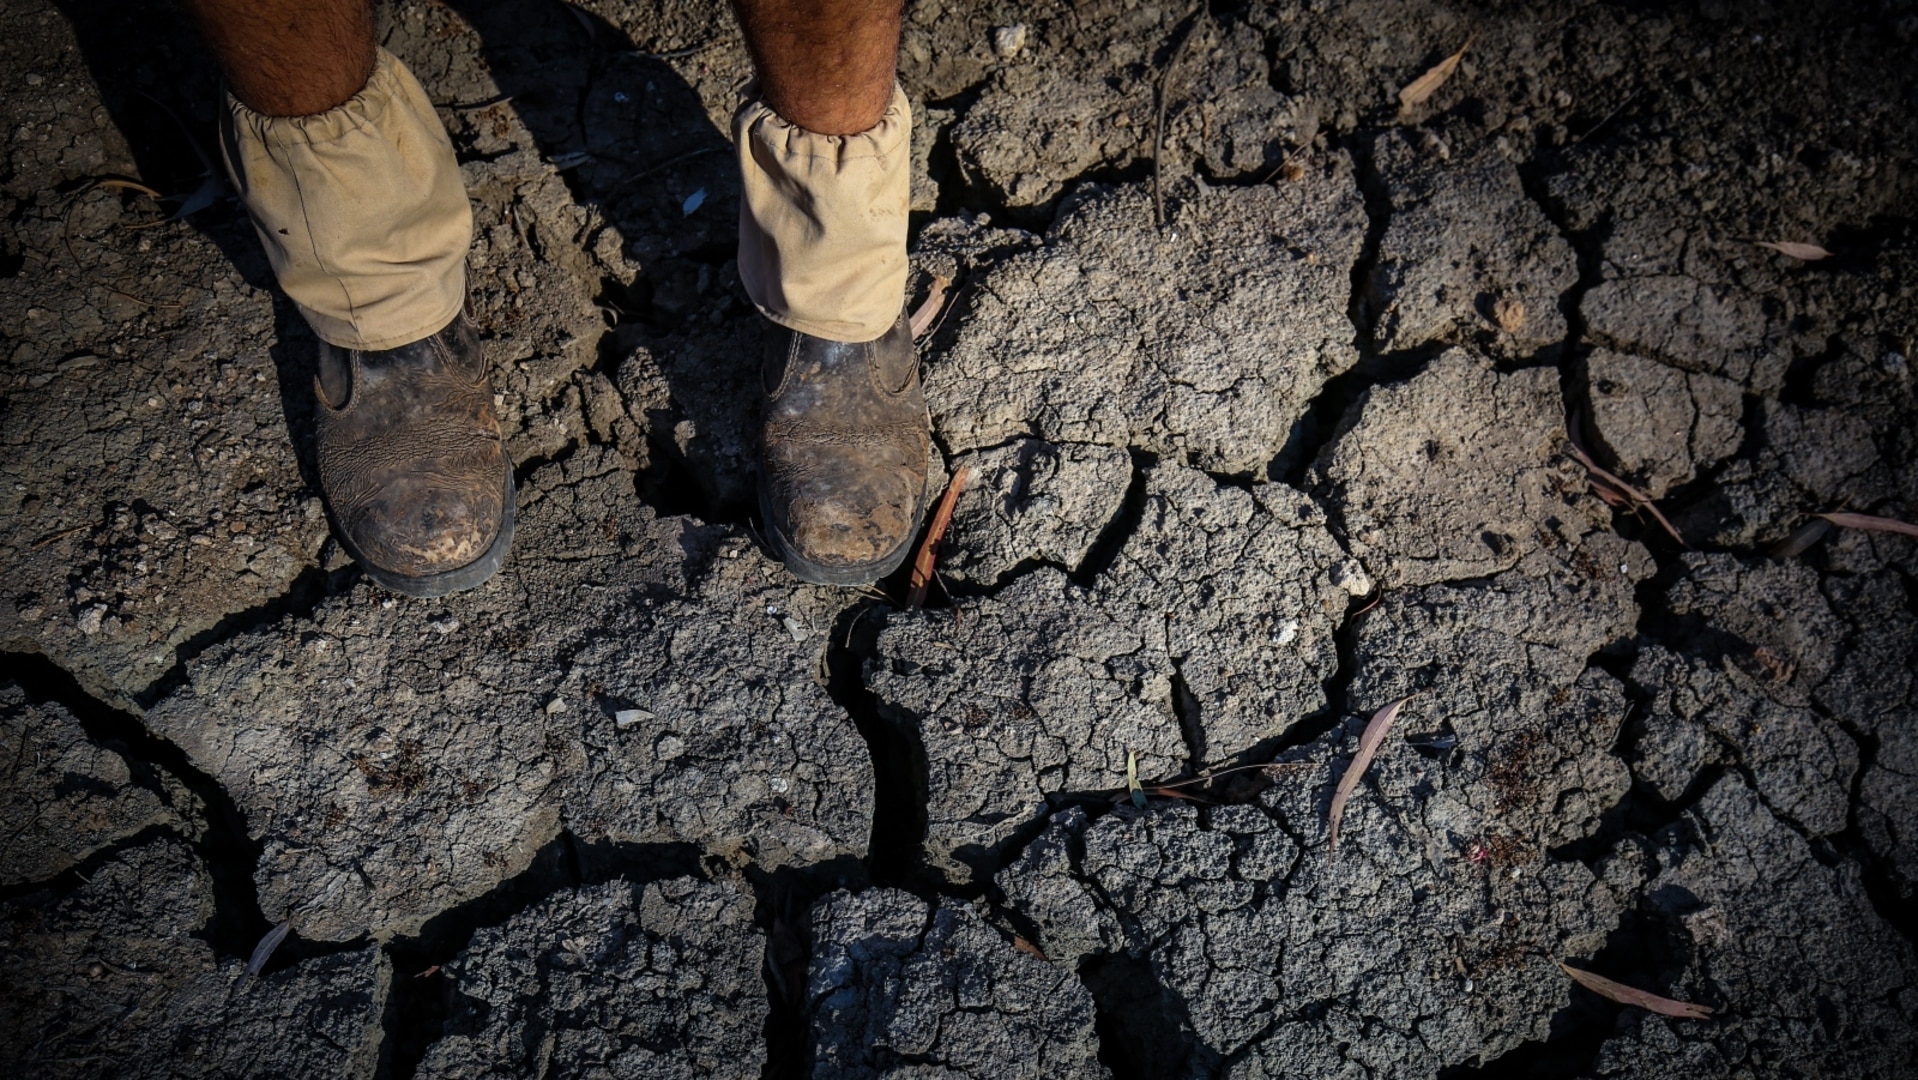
top-left (939, 438), bottom-right (1131, 586)
top-left (460, 145), bottom-right (611, 467)
top-left (927, 170), bottom-right (1366, 475)
top-left (417, 876), bottom-right (766, 1078)
top-left (807, 887), bottom-right (1106, 1078)
top-left (1814, 570), bottom-right (1918, 901)
top-left (1583, 348), bottom-right (1744, 498)
top-left (868, 462), bottom-right (1364, 882)
top-left (0, 837), bottom-right (388, 1078)
top-left (0, 231), bottom-right (329, 707)
top-left (1586, 774), bottom-right (1918, 1077)
top-left (995, 531), bottom-right (1648, 1074)
top-left (1312, 348), bottom-right (1611, 588)
top-left (1662, 553), bottom-right (1844, 694)
top-left (616, 316), bottom-right (763, 511)
top-left (950, 6), bottom-right (1297, 212)
top-left (1001, 789), bottom-right (1626, 1077)
top-left (871, 566), bottom-right (1184, 882)
top-left (1581, 275), bottom-right (1786, 393)
top-left (1366, 126), bottom-right (1576, 356)
top-left (0, 682), bottom-right (188, 885)
top-left (1673, 340), bottom-right (1915, 550)
top-left (1628, 646), bottom-right (1857, 836)
top-left (1344, 539), bottom-right (1648, 850)
top-left (144, 448), bottom-right (871, 941)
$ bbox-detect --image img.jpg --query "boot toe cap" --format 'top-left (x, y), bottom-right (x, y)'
top-left (785, 484), bottom-right (918, 569)
top-left (343, 472), bottom-right (504, 578)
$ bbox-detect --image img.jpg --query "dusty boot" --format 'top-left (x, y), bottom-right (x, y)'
top-left (315, 311), bottom-right (515, 598)
top-left (757, 311), bottom-right (930, 585)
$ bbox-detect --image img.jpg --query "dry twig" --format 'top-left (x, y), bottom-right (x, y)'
top-left (1153, 4), bottom-right (1208, 230)
top-left (1566, 415), bottom-right (1686, 547)
top-left (907, 466), bottom-right (974, 609)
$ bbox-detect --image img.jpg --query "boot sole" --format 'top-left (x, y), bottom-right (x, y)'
top-left (344, 464), bottom-right (517, 600)
top-left (757, 480), bottom-right (928, 588)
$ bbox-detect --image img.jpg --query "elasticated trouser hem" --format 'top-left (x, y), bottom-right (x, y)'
top-left (224, 54), bottom-right (909, 350)
top-left (734, 84), bottom-right (911, 344)
top-left (219, 48), bottom-right (471, 351)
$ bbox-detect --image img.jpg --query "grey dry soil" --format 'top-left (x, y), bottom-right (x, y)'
top-left (3, 0), bottom-right (1917, 1077)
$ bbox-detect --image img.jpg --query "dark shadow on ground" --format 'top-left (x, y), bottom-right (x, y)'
top-left (48, 0), bottom-right (324, 494)
top-left (50, 0), bottom-right (752, 511)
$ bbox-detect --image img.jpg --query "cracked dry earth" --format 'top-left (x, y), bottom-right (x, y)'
top-left (4, 0), bottom-right (1917, 1077)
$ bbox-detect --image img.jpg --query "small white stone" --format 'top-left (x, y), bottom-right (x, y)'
top-left (75, 604), bottom-right (106, 635)
top-left (1274, 618), bottom-right (1300, 646)
top-left (770, 776), bottom-right (791, 794)
top-left (991, 24), bottom-right (1027, 59)
top-left (1331, 560), bottom-right (1375, 597)
top-left (544, 697), bottom-right (568, 715)
top-left (614, 707), bottom-right (653, 728)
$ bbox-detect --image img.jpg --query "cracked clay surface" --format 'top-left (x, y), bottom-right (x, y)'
top-left (2, 0), bottom-right (1916, 1077)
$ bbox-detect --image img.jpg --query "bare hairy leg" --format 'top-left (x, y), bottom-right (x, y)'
top-left (731, 0), bottom-right (904, 135)
top-left (179, 0), bottom-right (374, 117)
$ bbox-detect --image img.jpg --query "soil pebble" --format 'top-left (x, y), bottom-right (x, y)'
top-left (1312, 348), bottom-right (1610, 588)
top-left (0, 682), bottom-right (186, 885)
top-left (144, 449), bottom-right (870, 941)
top-left (807, 887), bottom-right (1106, 1078)
top-left (417, 876), bottom-right (766, 1079)
top-left (927, 171), bottom-right (1365, 475)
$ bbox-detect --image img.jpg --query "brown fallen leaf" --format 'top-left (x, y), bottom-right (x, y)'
top-left (907, 465), bottom-right (974, 609)
top-left (1587, 480), bottom-right (1633, 509)
top-left (1012, 935), bottom-right (1050, 962)
top-left (94, 178), bottom-right (163, 200)
top-left (1814, 511), bottom-right (1918, 540)
top-left (1559, 962), bottom-right (1715, 1019)
top-left (1750, 646), bottom-right (1794, 685)
top-left (1755, 241), bottom-right (1833, 261)
top-left (1328, 695), bottom-right (1414, 856)
top-left (1398, 33), bottom-right (1478, 115)
top-left (1492, 294), bottom-right (1525, 334)
top-left (909, 275), bottom-right (951, 340)
top-left (1768, 517), bottom-right (1832, 558)
top-left (233, 919), bottom-right (292, 995)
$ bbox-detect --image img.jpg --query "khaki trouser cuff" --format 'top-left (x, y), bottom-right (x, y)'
top-left (734, 85), bottom-right (911, 344)
top-left (220, 48), bottom-right (472, 351)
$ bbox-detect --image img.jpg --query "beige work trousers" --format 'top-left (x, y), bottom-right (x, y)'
top-left (222, 50), bottom-right (911, 350)
top-left (220, 49), bottom-right (470, 351)
top-left (733, 85), bottom-right (911, 343)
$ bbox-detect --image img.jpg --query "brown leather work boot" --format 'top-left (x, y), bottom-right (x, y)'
top-left (758, 311), bottom-right (931, 585)
top-left (314, 312), bottom-right (515, 598)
